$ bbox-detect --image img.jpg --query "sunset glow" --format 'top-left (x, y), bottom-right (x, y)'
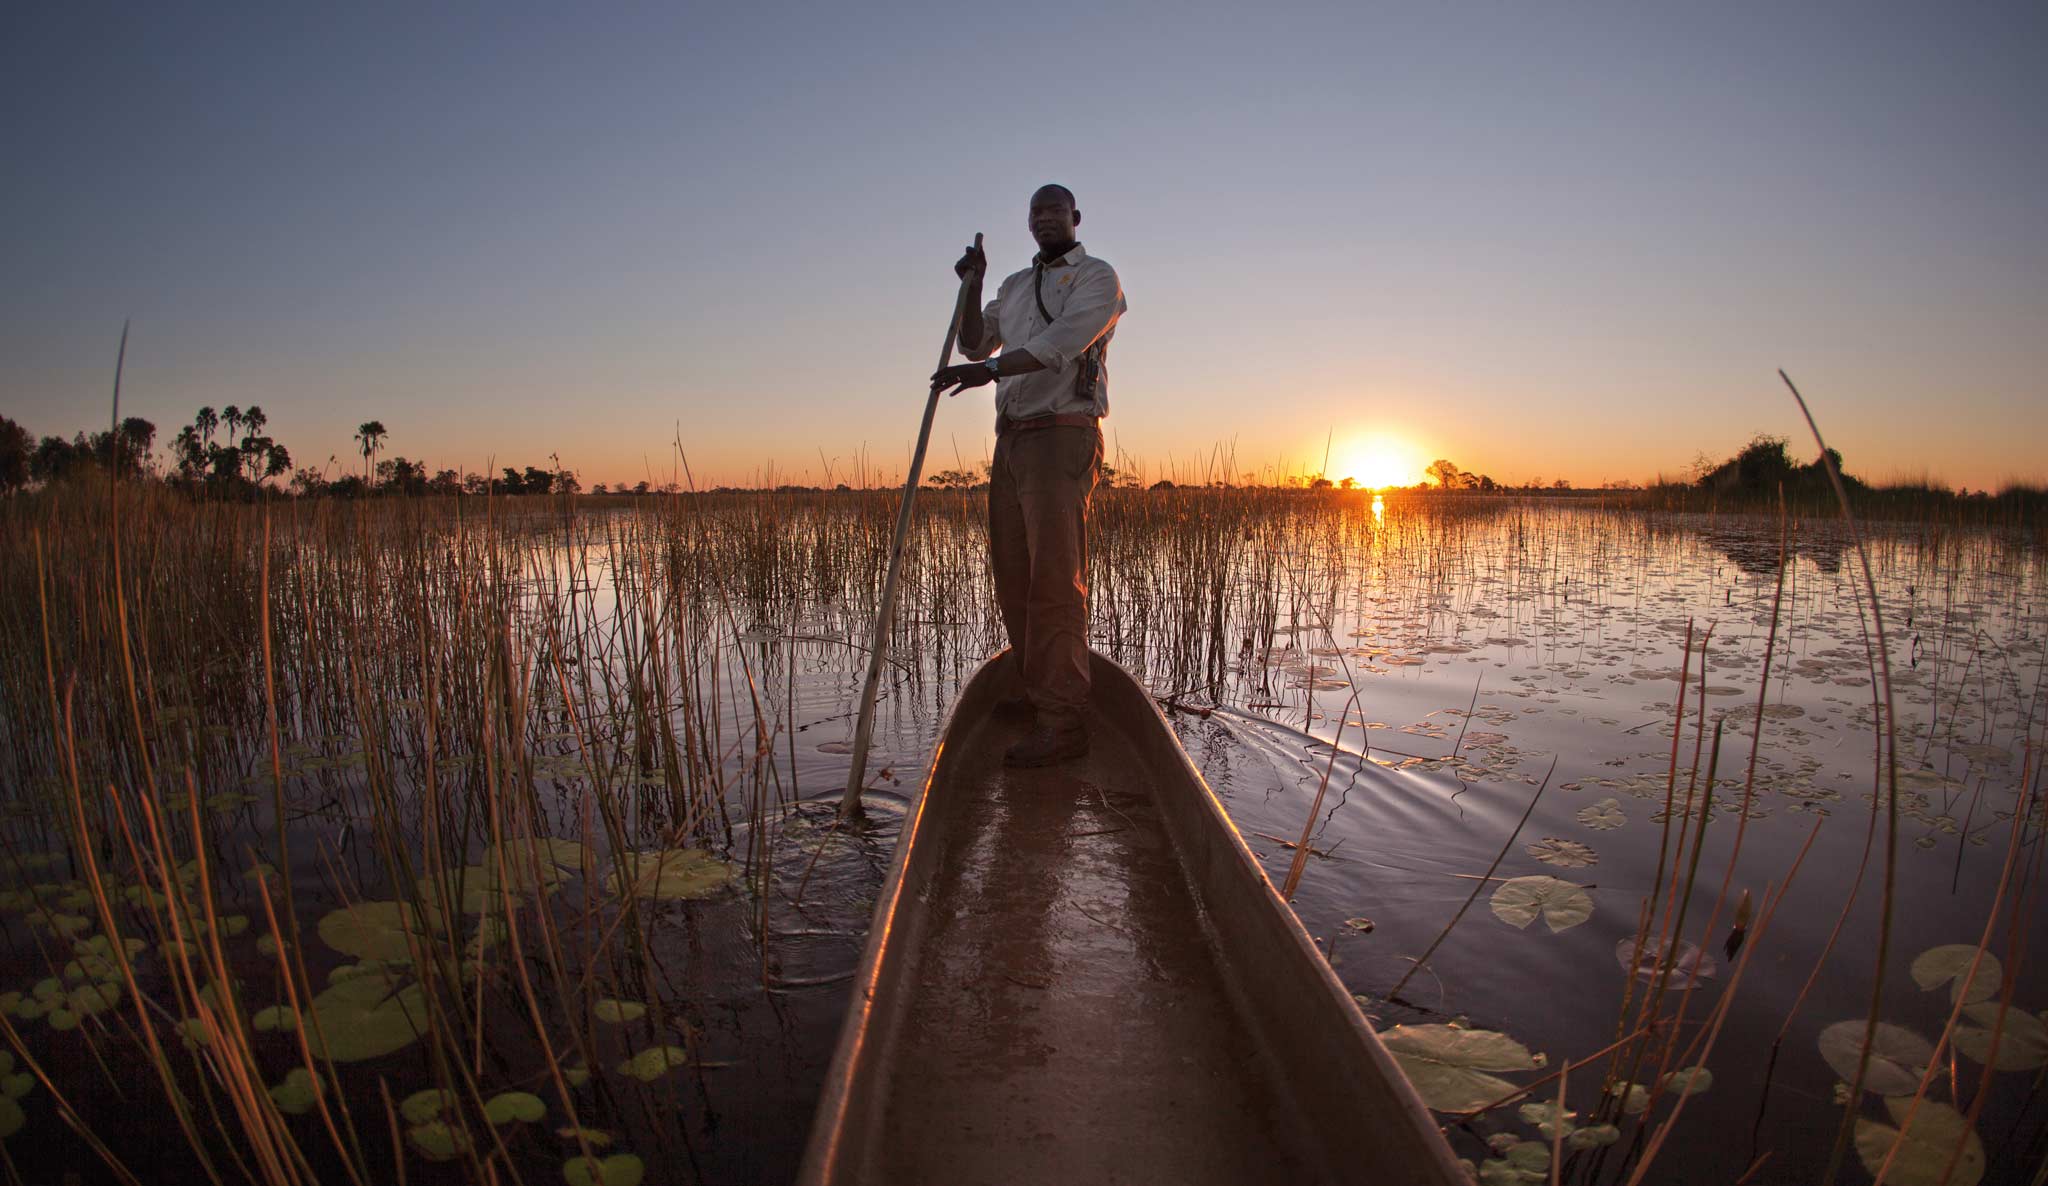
top-left (1334, 436), bottom-right (1428, 491)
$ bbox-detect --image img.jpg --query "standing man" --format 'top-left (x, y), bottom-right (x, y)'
top-left (931, 184), bottom-right (1127, 767)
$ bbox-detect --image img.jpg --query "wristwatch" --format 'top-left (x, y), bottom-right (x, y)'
top-left (984, 358), bottom-right (1001, 378)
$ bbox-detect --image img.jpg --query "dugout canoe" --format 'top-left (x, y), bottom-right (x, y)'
top-left (798, 649), bottom-right (1465, 1186)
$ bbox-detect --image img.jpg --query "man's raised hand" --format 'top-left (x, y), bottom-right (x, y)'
top-left (953, 232), bottom-right (986, 280)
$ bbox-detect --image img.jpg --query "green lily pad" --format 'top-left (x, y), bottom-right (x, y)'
top-left (484, 1091), bottom-right (546, 1125)
top-left (1379, 1024), bottom-right (1540, 1112)
top-left (1952, 1003), bottom-right (2048, 1071)
top-left (1910, 945), bottom-right (2002, 1005)
top-left (317, 901), bottom-right (426, 961)
top-left (1658, 1066), bottom-right (1713, 1096)
top-left (490, 837), bottom-right (589, 880)
top-left (1853, 1097), bottom-right (1984, 1186)
top-left (1568, 1123), bottom-right (1620, 1149)
top-left (608, 850), bottom-right (731, 901)
top-left (407, 1120), bottom-right (470, 1161)
top-left (0, 1095), bottom-right (22, 1140)
top-left (564, 1153), bottom-right (645, 1186)
top-left (67, 983), bottom-right (119, 1017)
top-left (594, 999), bottom-right (646, 1024)
top-left (1489, 876), bottom-right (1594, 933)
top-left (401, 1088), bottom-right (456, 1124)
top-left (563, 1064), bottom-right (591, 1088)
top-left (2, 1074), bottom-right (32, 1100)
top-left (616, 1046), bottom-right (689, 1082)
top-left (1525, 838), bottom-right (1597, 868)
top-left (1819, 1020), bottom-right (1932, 1097)
top-left (557, 1127), bottom-right (613, 1146)
top-left (269, 1068), bottom-right (322, 1115)
top-left (1477, 1140), bottom-right (1548, 1185)
top-left (1517, 1100), bottom-right (1575, 1138)
top-left (304, 970), bottom-right (430, 1063)
top-left (46, 1009), bottom-right (79, 1031)
top-left (1576, 798), bottom-right (1626, 830)
top-left (254, 1005), bottom-right (299, 1033)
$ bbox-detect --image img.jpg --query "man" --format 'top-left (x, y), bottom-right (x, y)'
top-left (931, 184), bottom-right (1127, 767)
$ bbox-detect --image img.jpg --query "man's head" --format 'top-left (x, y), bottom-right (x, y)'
top-left (1029, 184), bottom-right (1080, 253)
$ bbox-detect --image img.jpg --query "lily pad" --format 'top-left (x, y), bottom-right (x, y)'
top-left (254, 1005), bottom-right (299, 1033)
top-left (401, 1088), bottom-right (456, 1124)
top-left (1615, 937), bottom-right (1717, 987)
top-left (594, 999), bottom-right (646, 1024)
top-left (1477, 1140), bottom-right (1548, 1185)
top-left (304, 970), bottom-right (430, 1063)
top-left (1952, 1003), bottom-right (2048, 1071)
top-left (269, 1068), bottom-right (322, 1116)
top-left (484, 1091), bottom-right (546, 1125)
top-left (1576, 799), bottom-right (1626, 830)
top-left (1489, 876), bottom-right (1594, 933)
top-left (564, 1153), bottom-right (645, 1186)
top-left (0, 1095), bottom-right (21, 1140)
top-left (616, 1046), bottom-right (689, 1082)
top-left (1517, 1100), bottom-right (1575, 1138)
top-left (1525, 838), bottom-right (1598, 868)
top-left (316, 901), bottom-right (426, 962)
top-left (1568, 1123), bottom-right (1620, 1149)
top-left (557, 1127), bottom-right (613, 1146)
top-left (1910, 945), bottom-right (2002, 1005)
top-left (1853, 1097), bottom-right (1984, 1186)
top-left (608, 850), bottom-right (732, 901)
top-left (407, 1120), bottom-right (470, 1162)
top-left (1658, 1066), bottom-right (1713, 1096)
top-left (1379, 1024), bottom-right (1540, 1112)
top-left (1819, 1020), bottom-right (1933, 1096)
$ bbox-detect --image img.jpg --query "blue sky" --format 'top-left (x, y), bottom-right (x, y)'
top-left (4, 2), bottom-right (2043, 488)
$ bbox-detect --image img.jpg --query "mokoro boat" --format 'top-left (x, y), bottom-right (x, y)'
top-left (799, 649), bottom-right (1465, 1185)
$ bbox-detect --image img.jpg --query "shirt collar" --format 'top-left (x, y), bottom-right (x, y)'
top-left (1034, 242), bottom-right (1087, 268)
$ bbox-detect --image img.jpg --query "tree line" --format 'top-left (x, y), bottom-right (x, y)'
top-left (0, 410), bottom-right (582, 499)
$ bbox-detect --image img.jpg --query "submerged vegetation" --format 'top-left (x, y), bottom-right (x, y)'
top-left (0, 463), bottom-right (2040, 1183)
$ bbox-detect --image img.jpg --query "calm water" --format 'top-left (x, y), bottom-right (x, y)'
top-left (2, 497), bottom-right (2041, 1184)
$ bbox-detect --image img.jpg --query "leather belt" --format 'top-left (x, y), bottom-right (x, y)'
top-left (997, 412), bottom-right (1100, 436)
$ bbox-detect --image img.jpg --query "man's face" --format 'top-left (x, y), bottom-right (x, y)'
top-left (1029, 189), bottom-right (1078, 252)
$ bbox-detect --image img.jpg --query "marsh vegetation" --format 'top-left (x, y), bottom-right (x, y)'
top-left (0, 480), bottom-right (2040, 1185)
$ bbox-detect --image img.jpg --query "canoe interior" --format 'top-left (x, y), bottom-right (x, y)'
top-left (800, 650), bottom-right (1464, 1185)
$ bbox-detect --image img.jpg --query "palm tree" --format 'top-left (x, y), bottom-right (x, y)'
top-left (354, 421), bottom-right (387, 481)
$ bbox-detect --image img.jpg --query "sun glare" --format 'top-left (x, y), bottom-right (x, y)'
top-left (1335, 436), bottom-right (1425, 491)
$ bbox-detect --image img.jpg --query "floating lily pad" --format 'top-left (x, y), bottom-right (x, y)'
top-left (304, 971), bottom-right (430, 1063)
top-left (269, 1068), bottom-right (322, 1115)
top-left (1517, 1100), bottom-right (1575, 1139)
top-left (2, 1074), bottom-right (33, 1100)
top-left (1853, 1097), bottom-right (1984, 1186)
top-left (557, 1127), bottom-right (613, 1147)
top-left (1489, 876), bottom-right (1594, 933)
top-left (1379, 1024), bottom-right (1540, 1112)
top-left (1819, 1021), bottom-right (1933, 1097)
top-left (254, 1005), bottom-right (299, 1033)
top-left (1525, 838), bottom-right (1598, 868)
top-left (1477, 1140), bottom-right (1548, 1185)
top-left (317, 901), bottom-right (426, 962)
top-left (1568, 1123), bottom-right (1620, 1149)
top-left (1576, 799), bottom-right (1626, 830)
top-left (1658, 1066), bottom-right (1713, 1096)
top-left (401, 1088), bottom-right (456, 1124)
top-left (1910, 945), bottom-right (2001, 1005)
top-left (609, 850), bottom-right (732, 901)
top-left (616, 1046), bottom-right (689, 1082)
top-left (1615, 937), bottom-right (1716, 987)
top-left (0, 1095), bottom-right (22, 1140)
top-left (484, 1091), bottom-right (545, 1125)
top-left (407, 1120), bottom-right (469, 1161)
top-left (564, 1153), bottom-right (645, 1186)
top-left (1952, 1003), bottom-right (2048, 1071)
top-left (594, 999), bottom-right (646, 1024)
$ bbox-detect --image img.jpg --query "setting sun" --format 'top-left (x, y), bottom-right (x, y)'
top-left (1334, 435), bottom-right (1427, 490)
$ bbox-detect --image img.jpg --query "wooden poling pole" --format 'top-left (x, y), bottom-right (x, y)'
top-left (840, 236), bottom-right (983, 818)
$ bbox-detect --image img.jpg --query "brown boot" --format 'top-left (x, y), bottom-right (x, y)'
top-left (1002, 718), bottom-right (1089, 767)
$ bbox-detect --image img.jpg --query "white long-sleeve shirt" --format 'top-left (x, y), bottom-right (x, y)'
top-left (959, 243), bottom-right (1126, 423)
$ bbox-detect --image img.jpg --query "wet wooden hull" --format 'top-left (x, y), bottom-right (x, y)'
top-left (799, 650), bottom-right (1464, 1185)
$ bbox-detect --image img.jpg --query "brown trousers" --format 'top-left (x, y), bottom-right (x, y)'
top-left (988, 425), bottom-right (1101, 725)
